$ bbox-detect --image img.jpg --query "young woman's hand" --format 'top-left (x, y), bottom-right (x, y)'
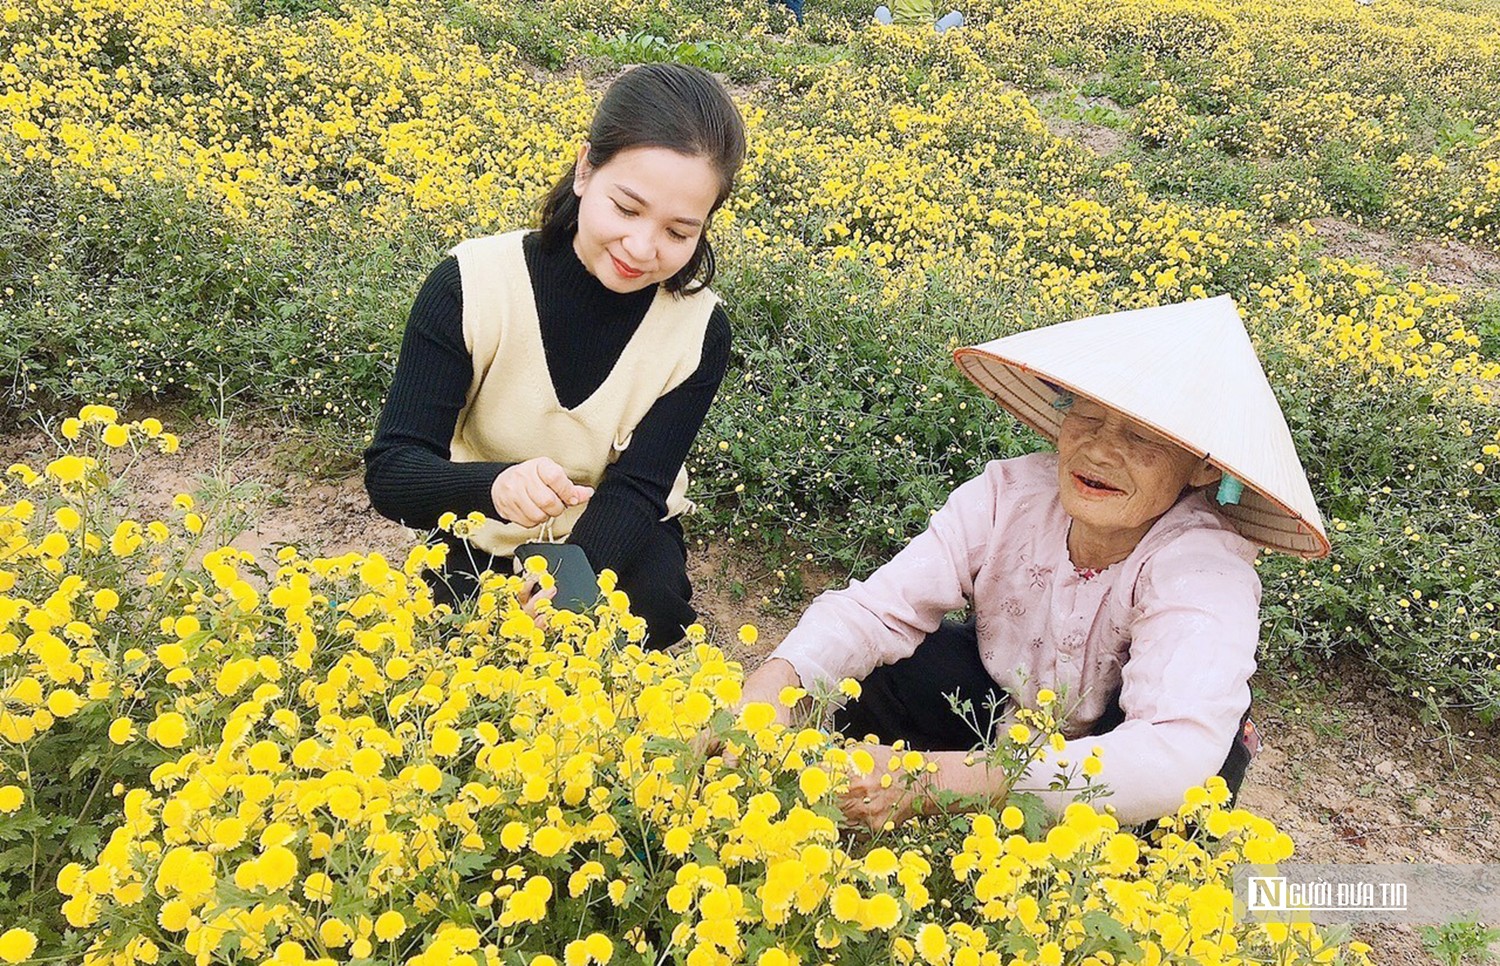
top-left (491, 458), bottom-right (595, 527)
top-left (517, 576), bottom-right (557, 628)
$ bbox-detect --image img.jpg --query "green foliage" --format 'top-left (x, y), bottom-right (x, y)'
top-left (1046, 97), bottom-right (1128, 129)
top-left (1436, 117), bottom-right (1484, 156)
top-left (0, 165), bottom-right (433, 428)
top-left (230, 0), bottom-right (343, 19)
top-left (590, 31), bottom-right (729, 71)
top-left (1315, 148), bottom-right (1393, 221)
top-left (1078, 52), bottom-right (1159, 108)
top-left (1420, 918), bottom-right (1500, 966)
top-left (1472, 296), bottom-right (1500, 357)
top-left (694, 258), bottom-right (1033, 570)
top-left (1256, 367), bottom-right (1500, 721)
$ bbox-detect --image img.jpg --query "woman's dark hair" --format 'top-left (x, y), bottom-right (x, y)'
top-left (537, 64), bottom-right (747, 294)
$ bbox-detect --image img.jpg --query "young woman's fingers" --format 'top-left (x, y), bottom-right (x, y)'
top-left (517, 578), bottom-right (556, 629)
top-left (492, 465), bottom-right (545, 526)
top-left (491, 460), bottom-right (589, 526)
top-left (688, 732), bottom-right (739, 771)
top-left (503, 496), bottom-right (546, 528)
top-left (522, 582), bottom-right (557, 614)
top-left (688, 728), bottom-right (722, 760)
top-left (523, 472), bottom-right (568, 518)
top-left (497, 491), bottom-right (539, 527)
top-left (535, 459), bottom-right (588, 507)
top-left (503, 505), bottom-right (540, 528)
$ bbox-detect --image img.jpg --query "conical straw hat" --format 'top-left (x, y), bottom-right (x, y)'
top-left (953, 295), bottom-right (1329, 558)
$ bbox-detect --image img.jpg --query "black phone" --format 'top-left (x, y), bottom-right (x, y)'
top-left (514, 542), bottom-right (601, 614)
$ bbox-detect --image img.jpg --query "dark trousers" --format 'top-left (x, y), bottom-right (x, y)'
top-left (834, 619), bottom-right (1253, 805)
top-left (423, 518), bottom-right (696, 649)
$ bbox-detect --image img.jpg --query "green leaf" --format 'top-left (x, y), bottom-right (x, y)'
top-left (1082, 910), bottom-right (1144, 958)
top-left (63, 822), bottom-right (103, 857)
top-left (1008, 792), bottom-right (1052, 838)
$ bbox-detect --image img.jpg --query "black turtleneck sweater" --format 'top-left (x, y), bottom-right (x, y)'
top-left (364, 231), bottom-right (731, 574)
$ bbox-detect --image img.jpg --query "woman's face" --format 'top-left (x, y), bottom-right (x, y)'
top-left (1056, 397), bottom-right (1221, 554)
top-left (571, 144), bottom-right (722, 293)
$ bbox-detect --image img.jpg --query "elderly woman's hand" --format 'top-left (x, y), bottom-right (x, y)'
top-left (836, 745), bottom-right (1012, 830)
top-left (838, 742), bottom-right (925, 831)
top-left (692, 657), bottom-right (804, 760)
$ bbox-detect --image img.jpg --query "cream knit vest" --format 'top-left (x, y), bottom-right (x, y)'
top-left (449, 230), bottom-right (718, 558)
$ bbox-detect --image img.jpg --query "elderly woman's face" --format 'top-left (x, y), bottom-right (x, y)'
top-left (1056, 398), bottom-right (1220, 549)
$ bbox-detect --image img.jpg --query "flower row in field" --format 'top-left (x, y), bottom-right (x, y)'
top-left (2, 0), bottom-right (1495, 401)
top-left (2, 0), bottom-right (593, 233)
top-left (960, 0), bottom-right (1500, 243)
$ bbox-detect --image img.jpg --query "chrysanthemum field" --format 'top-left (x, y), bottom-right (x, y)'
top-left (2, 0), bottom-right (1498, 962)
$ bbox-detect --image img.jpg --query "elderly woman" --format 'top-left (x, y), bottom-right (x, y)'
top-left (737, 297), bottom-right (1329, 828)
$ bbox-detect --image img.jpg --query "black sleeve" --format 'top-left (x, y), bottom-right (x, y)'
top-left (363, 257), bottom-right (513, 530)
top-left (567, 304), bottom-right (731, 573)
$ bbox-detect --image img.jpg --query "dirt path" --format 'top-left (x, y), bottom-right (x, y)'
top-left (6, 415), bottom-right (1496, 964)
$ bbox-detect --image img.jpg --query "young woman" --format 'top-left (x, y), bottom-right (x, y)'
top-left (736, 297), bottom-right (1329, 828)
top-left (364, 65), bottom-right (747, 646)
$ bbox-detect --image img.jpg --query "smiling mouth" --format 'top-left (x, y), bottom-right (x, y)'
top-left (1072, 471), bottom-right (1123, 494)
top-left (610, 254), bottom-right (644, 278)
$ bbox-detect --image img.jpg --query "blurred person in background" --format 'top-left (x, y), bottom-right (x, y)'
top-left (876, 0), bottom-right (964, 31)
top-left (770, 0), bottom-right (804, 24)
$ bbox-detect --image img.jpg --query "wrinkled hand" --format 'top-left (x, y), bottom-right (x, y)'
top-left (491, 458), bottom-right (594, 528)
top-left (691, 657), bottom-right (802, 764)
top-left (838, 742), bottom-right (922, 831)
top-left (689, 724), bottom-right (738, 767)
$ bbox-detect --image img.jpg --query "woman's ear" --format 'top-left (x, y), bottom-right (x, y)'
top-left (1189, 462), bottom-right (1222, 489)
top-left (572, 143), bottom-right (592, 197)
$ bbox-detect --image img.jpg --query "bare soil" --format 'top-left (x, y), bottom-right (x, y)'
top-left (6, 416), bottom-right (1497, 964)
top-left (1045, 117), bottom-right (1130, 157)
top-left (1032, 88), bottom-right (1132, 157)
top-left (1033, 72), bottom-right (1132, 157)
top-left (1308, 216), bottom-right (1500, 291)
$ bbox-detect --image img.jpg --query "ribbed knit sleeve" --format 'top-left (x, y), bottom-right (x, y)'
top-left (567, 304), bottom-right (731, 574)
top-left (363, 257), bottom-right (513, 529)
